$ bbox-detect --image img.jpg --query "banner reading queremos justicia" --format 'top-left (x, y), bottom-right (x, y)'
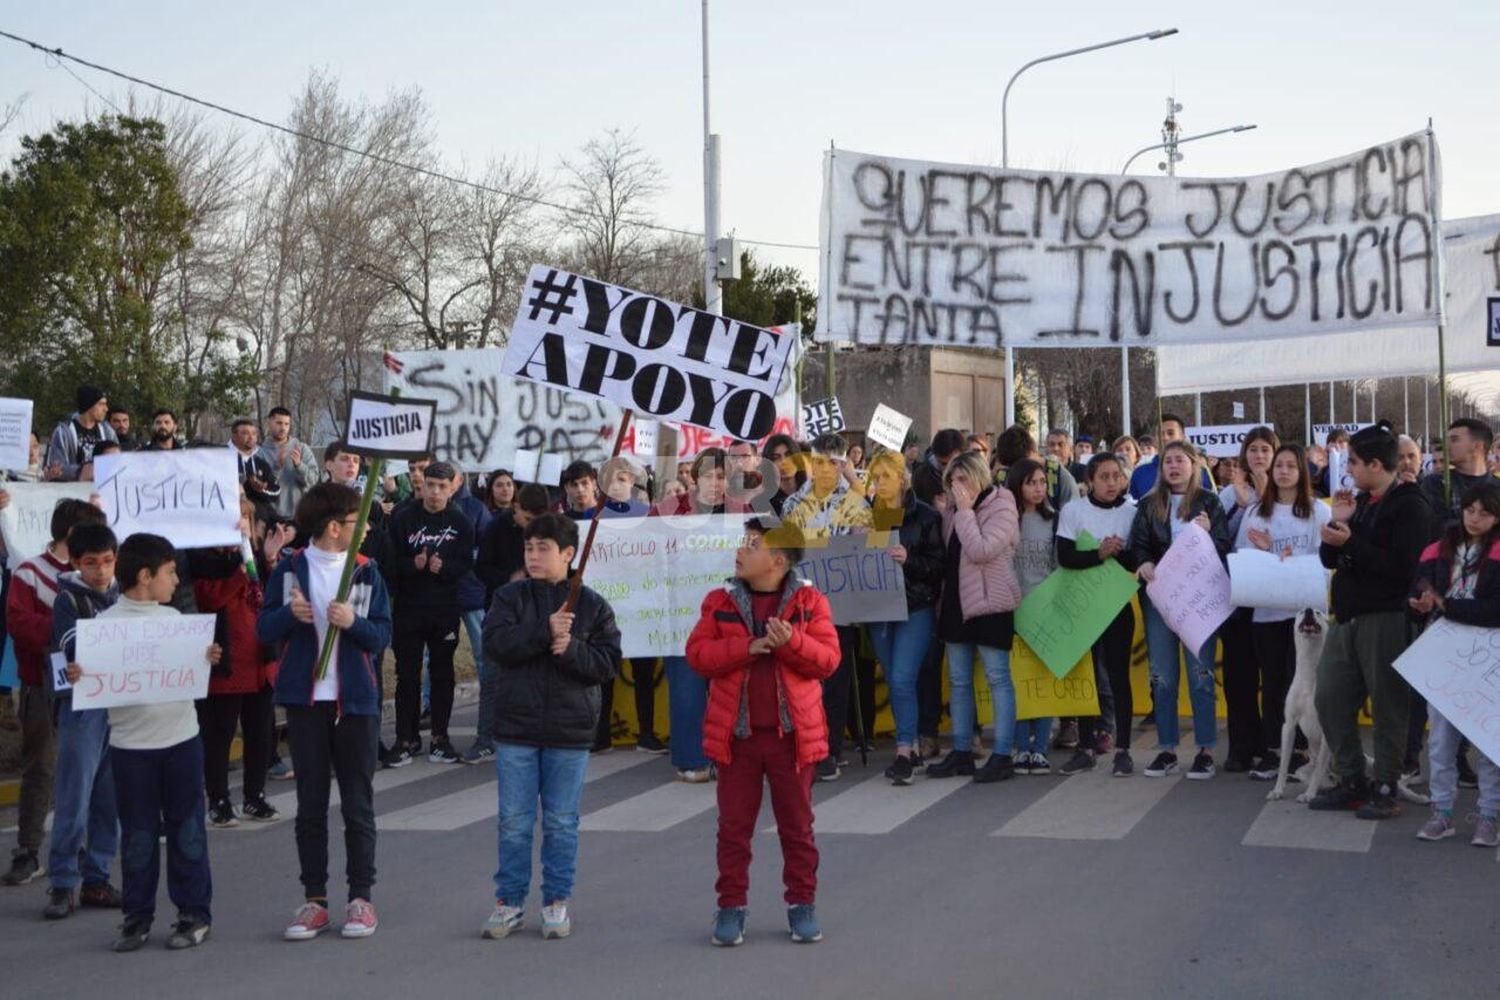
top-left (817, 131), bottom-right (1441, 347)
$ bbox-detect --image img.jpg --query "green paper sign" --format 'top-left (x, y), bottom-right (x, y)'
top-left (1015, 530), bottom-right (1139, 679)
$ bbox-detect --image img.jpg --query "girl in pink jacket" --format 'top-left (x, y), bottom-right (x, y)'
top-left (926, 451), bottom-right (1022, 784)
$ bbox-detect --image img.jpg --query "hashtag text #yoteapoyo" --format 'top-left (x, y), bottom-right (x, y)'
top-left (504, 265), bottom-right (795, 441)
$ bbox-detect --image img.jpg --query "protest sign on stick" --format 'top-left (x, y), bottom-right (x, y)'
top-left (1144, 524), bottom-right (1232, 653)
top-left (72, 614), bottom-right (215, 710)
top-left (866, 403), bottom-right (913, 453)
top-left (93, 449), bottom-right (239, 548)
top-left (504, 265), bottom-right (795, 611)
top-left (319, 385), bottom-right (435, 679)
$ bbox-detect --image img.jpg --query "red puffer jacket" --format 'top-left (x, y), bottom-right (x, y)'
top-left (193, 550), bottom-right (272, 696)
top-left (686, 576), bottom-right (841, 768)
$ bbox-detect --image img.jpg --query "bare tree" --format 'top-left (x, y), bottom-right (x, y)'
top-left (362, 155), bottom-right (547, 350)
top-left (558, 128), bottom-right (666, 286)
top-left (234, 72), bottom-right (430, 437)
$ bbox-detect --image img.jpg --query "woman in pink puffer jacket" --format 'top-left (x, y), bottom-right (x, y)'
top-left (926, 450), bottom-right (1023, 784)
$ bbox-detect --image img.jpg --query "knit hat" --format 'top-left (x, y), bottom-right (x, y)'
top-left (75, 385), bottom-right (106, 412)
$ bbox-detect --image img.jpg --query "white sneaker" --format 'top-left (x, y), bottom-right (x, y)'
top-left (676, 768), bottom-right (712, 784)
top-left (482, 903), bottom-right (525, 939)
top-left (541, 901), bottom-right (571, 939)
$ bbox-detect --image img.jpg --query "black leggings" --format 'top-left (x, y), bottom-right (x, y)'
top-left (1250, 618), bottom-right (1303, 754)
top-left (197, 686), bottom-right (273, 803)
top-left (1094, 606), bottom-right (1136, 751)
top-left (595, 658), bottom-right (661, 747)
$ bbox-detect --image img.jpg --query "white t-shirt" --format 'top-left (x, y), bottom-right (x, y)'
top-left (305, 545), bottom-right (347, 702)
top-left (1056, 495), bottom-right (1137, 549)
top-left (1167, 494), bottom-right (1192, 542)
top-left (1235, 500), bottom-right (1332, 622)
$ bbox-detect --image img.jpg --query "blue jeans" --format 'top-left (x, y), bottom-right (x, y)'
top-left (1141, 595), bottom-right (1219, 750)
top-left (111, 736), bottom-right (212, 924)
top-left (664, 655), bottom-right (708, 770)
top-left (869, 607), bottom-right (935, 749)
top-left (48, 702), bottom-right (118, 891)
top-left (465, 608), bottom-right (494, 746)
top-left (945, 643), bottom-right (1015, 756)
top-left (493, 744), bottom-right (589, 907)
top-left (1014, 718), bottom-right (1055, 755)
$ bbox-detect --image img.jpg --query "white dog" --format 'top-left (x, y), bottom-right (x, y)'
top-left (1267, 608), bottom-right (1429, 805)
top-left (1267, 609), bottom-right (1332, 803)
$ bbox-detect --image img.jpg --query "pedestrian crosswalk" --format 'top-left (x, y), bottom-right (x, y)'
top-left (7, 746), bottom-right (1498, 860)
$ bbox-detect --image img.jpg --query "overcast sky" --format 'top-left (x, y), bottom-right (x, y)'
top-left (3, 1), bottom-right (1497, 400)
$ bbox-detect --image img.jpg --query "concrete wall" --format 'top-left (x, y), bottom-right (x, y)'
top-left (800, 346), bottom-right (1007, 448)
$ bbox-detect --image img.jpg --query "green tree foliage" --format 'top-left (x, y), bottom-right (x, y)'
top-left (0, 114), bottom-right (255, 431)
top-left (694, 250), bottom-right (817, 329)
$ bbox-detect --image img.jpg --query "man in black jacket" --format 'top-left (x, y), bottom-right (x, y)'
top-left (911, 428), bottom-right (964, 508)
top-left (480, 513), bottom-right (620, 941)
top-left (387, 461), bottom-right (474, 765)
top-left (1312, 422), bottom-right (1435, 819)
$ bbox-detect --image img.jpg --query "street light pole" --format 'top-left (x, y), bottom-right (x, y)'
top-left (1117, 118), bottom-right (1256, 440)
top-left (701, 0), bottom-right (721, 319)
top-left (999, 27), bottom-right (1178, 430)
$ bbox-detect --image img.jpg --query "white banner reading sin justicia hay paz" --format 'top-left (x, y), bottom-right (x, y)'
top-left (817, 131), bottom-right (1441, 348)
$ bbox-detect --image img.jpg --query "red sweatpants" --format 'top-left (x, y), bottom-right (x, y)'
top-left (715, 728), bottom-right (818, 909)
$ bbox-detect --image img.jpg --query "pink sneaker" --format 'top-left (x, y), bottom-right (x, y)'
top-left (342, 898), bottom-right (378, 938)
top-left (284, 902), bottom-right (331, 941)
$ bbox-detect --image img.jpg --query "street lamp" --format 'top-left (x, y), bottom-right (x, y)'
top-left (999, 28), bottom-right (1178, 429)
top-left (1120, 124), bottom-right (1257, 175)
top-left (1116, 120), bottom-right (1257, 436)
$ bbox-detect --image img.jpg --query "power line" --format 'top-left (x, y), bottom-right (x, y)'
top-left (0, 27), bottom-right (820, 254)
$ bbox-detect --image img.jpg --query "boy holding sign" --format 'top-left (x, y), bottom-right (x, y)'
top-left (258, 483), bottom-right (393, 942)
top-left (44, 523), bottom-right (122, 921)
top-left (83, 534), bottom-right (220, 952)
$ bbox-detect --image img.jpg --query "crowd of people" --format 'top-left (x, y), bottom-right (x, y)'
top-left (0, 381), bottom-right (1496, 950)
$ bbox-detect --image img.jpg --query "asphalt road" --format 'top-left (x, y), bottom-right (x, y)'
top-left (0, 703), bottom-right (1495, 999)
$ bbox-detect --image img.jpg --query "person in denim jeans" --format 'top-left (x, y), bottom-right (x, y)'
top-left (44, 523), bottom-right (123, 920)
top-left (926, 451), bottom-right (1022, 784)
top-left (1128, 441), bottom-right (1232, 781)
top-left (481, 514), bottom-right (620, 941)
top-left (864, 451), bottom-right (943, 786)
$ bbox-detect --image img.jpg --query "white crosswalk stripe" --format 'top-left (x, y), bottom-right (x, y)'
top-left (993, 766), bottom-right (1178, 841)
top-left (579, 780), bottom-right (718, 832)
top-left (1241, 799), bottom-right (1377, 853)
top-left (762, 771), bottom-right (971, 836)
top-left (382, 751), bottom-right (657, 832)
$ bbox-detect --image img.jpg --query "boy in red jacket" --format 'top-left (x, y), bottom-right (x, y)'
top-left (686, 516), bottom-right (840, 948)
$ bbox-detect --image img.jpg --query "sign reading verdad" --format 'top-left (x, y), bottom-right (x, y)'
top-left (503, 265), bottom-right (795, 439)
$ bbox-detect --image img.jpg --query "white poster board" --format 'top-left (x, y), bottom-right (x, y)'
top-left (632, 419), bottom-right (659, 458)
top-left (1394, 619), bottom-right (1500, 767)
top-left (578, 514), bottom-right (745, 657)
top-left (93, 449), bottom-right (240, 548)
top-left (511, 449), bottom-right (564, 486)
top-left (1313, 423), bottom-right (1369, 446)
top-left (866, 403), bottom-right (914, 453)
top-left (503, 265), bottom-right (795, 440)
top-left (1227, 550), bottom-right (1329, 612)
top-left (1145, 523), bottom-right (1232, 653)
top-left (71, 614), bottom-right (215, 709)
top-left (0, 482), bottom-right (95, 564)
top-left (0, 397), bottom-right (33, 471)
top-left (1186, 423), bottom-right (1274, 459)
top-left (818, 132), bottom-right (1440, 348)
top-left (343, 390), bottom-right (438, 459)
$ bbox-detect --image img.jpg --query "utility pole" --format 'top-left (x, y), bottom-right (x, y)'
top-left (701, 1), bottom-right (721, 319)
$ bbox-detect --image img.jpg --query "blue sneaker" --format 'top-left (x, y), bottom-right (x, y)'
top-left (711, 906), bottom-right (746, 947)
top-left (787, 903), bottom-right (822, 943)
